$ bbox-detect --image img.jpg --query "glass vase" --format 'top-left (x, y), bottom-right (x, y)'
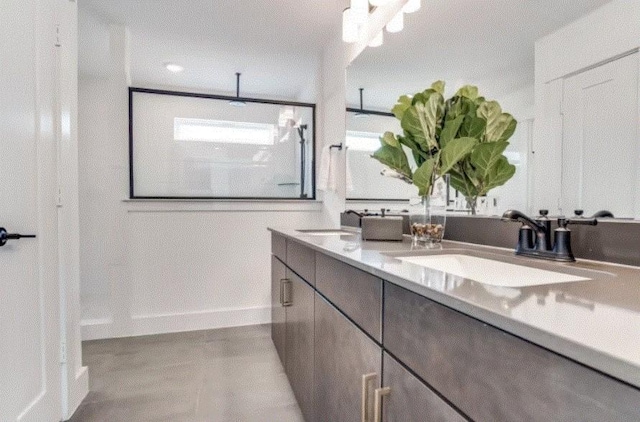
top-left (409, 194), bottom-right (447, 246)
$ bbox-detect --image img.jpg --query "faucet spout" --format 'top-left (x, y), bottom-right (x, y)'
top-left (501, 210), bottom-right (545, 233)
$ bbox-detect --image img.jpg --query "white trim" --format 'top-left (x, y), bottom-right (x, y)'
top-left (64, 367), bottom-right (88, 421)
top-left (81, 306), bottom-right (271, 341)
top-left (123, 200), bottom-right (325, 213)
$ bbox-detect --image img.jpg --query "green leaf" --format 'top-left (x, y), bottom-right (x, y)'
top-left (497, 117), bottom-right (517, 142)
top-left (469, 141), bottom-right (510, 181)
top-left (431, 80), bottom-right (445, 95)
top-left (440, 115), bottom-right (464, 148)
top-left (482, 156), bottom-right (516, 193)
top-left (401, 107), bottom-right (430, 151)
top-left (412, 158), bottom-right (436, 196)
top-left (459, 115), bottom-right (486, 139)
top-left (477, 101), bottom-right (518, 142)
top-left (439, 137), bottom-right (477, 175)
top-left (448, 167), bottom-right (479, 198)
top-left (372, 145), bottom-right (412, 179)
top-left (456, 85), bottom-right (479, 100)
top-left (392, 95), bottom-right (412, 120)
top-left (398, 135), bottom-right (427, 166)
top-left (380, 131), bottom-right (401, 149)
top-left (401, 93), bottom-right (444, 151)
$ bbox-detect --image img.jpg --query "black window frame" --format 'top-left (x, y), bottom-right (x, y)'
top-left (129, 87), bottom-right (317, 200)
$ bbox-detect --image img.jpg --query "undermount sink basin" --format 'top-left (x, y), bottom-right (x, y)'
top-left (395, 254), bottom-right (591, 288)
top-left (297, 229), bottom-right (357, 236)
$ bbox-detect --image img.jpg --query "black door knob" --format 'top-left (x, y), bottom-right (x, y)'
top-left (0, 227), bottom-right (36, 247)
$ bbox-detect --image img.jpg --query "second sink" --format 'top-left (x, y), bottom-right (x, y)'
top-left (393, 252), bottom-right (591, 288)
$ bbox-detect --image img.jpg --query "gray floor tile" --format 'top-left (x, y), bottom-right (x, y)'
top-left (68, 325), bottom-right (304, 422)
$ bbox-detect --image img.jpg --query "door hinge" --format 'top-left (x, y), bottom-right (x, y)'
top-left (54, 24), bottom-right (61, 47)
top-left (60, 341), bottom-right (67, 364)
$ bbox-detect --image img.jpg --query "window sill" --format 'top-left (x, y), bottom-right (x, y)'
top-left (121, 198), bottom-right (324, 213)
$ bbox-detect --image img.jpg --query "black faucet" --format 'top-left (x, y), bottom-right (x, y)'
top-left (502, 210), bottom-right (597, 262)
top-left (574, 209), bottom-right (614, 219)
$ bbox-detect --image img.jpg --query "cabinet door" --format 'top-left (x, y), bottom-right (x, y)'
top-left (562, 52), bottom-right (639, 217)
top-left (382, 352), bottom-right (465, 422)
top-left (314, 294), bottom-right (382, 422)
top-left (285, 272), bottom-right (315, 422)
top-left (271, 256), bottom-right (287, 365)
top-left (384, 282), bottom-right (640, 422)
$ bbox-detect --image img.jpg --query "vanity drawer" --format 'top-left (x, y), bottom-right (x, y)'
top-left (286, 240), bottom-right (315, 285)
top-left (383, 282), bottom-right (640, 422)
top-left (316, 253), bottom-right (382, 342)
top-left (271, 233), bottom-right (287, 262)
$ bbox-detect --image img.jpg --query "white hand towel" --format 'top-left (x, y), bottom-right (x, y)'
top-left (345, 149), bottom-right (354, 193)
top-left (317, 145), bottom-right (333, 192)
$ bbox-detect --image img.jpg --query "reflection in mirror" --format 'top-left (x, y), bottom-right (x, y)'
top-left (345, 109), bottom-right (415, 200)
top-left (345, 0), bottom-right (618, 217)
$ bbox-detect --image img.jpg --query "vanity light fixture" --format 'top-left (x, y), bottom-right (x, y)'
top-left (350, 0), bottom-right (369, 24)
top-left (342, 8), bottom-right (359, 43)
top-left (368, 31), bottom-right (384, 47)
top-left (164, 63), bottom-right (184, 73)
top-left (386, 10), bottom-right (404, 33)
top-left (343, 0), bottom-right (417, 44)
top-left (229, 72), bottom-right (247, 107)
top-left (403, 0), bottom-right (421, 13)
top-left (369, 0), bottom-right (393, 6)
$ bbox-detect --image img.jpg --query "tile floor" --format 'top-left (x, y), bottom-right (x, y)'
top-left (68, 324), bottom-right (304, 422)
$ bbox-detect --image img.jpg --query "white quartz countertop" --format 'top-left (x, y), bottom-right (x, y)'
top-left (269, 227), bottom-right (640, 389)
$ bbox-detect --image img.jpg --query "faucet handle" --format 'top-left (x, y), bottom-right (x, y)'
top-left (558, 217), bottom-right (598, 228)
top-left (574, 209), bottom-right (584, 217)
top-left (539, 209), bottom-right (549, 217)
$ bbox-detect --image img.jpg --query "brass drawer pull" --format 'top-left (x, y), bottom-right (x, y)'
top-left (281, 279), bottom-right (292, 307)
top-left (374, 386), bottom-right (391, 422)
top-left (361, 373), bottom-right (377, 422)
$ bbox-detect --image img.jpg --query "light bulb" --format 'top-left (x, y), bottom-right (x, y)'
top-left (368, 31), bottom-right (383, 47)
top-left (350, 0), bottom-right (369, 25)
top-left (403, 0), bottom-right (421, 13)
top-left (386, 10), bottom-right (404, 33)
top-left (342, 8), bottom-right (359, 43)
top-left (164, 63), bottom-right (184, 73)
top-left (369, 0), bottom-right (392, 6)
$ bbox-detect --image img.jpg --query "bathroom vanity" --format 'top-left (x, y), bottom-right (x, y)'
top-left (269, 228), bottom-right (640, 422)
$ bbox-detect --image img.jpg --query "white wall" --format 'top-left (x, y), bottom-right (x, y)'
top-left (78, 3), bottom-right (406, 340)
top-left (58, 0), bottom-right (89, 417)
top-left (78, 25), bottom-right (331, 340)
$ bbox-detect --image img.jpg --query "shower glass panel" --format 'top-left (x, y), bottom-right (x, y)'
top-left (130, 89), bottom-right (315, 199)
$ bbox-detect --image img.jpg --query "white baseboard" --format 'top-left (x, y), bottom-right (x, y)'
top-left (64, 366), bottom-right (88, 421)
top-left (81, 306), bottom-right (271, 340)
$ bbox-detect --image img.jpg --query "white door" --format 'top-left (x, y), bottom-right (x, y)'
top-left (1, 0), bottom-right (62, 421)
top-left (562, 52), bottom-right (639, 218)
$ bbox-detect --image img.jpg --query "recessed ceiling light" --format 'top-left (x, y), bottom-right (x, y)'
top-left (164, 63), bottom-right (184, 73)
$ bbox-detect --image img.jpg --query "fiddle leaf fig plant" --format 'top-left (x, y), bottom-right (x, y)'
top-left (371, 81), bottom-right (517, 213)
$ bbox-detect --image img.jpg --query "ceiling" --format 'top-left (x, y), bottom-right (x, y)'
top-left (79, 0), bottom-right (344, 100)
top-left (347, 0), bottom-right (613, 110)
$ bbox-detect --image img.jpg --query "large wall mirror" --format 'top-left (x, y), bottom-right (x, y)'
top-left (345, 0), bottom-right (637, 218)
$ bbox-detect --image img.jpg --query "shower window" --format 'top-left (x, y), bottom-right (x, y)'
top-left (129, 88), bottom-right (315, 199)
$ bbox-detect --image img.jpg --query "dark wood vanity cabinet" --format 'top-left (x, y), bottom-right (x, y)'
top-left (382, 352), bottom-right (466, 422)
top-left (314, 294), bottom-right (382, 422)
top-left (315, 253), bottom-right (382, 341)
top-left (285, 272), bottom-right (315, 422)
top-left (271, 233), bottom-right (640, 422)
top-left (384, 281), bottom-right (640, 422)
top-left (270, 256), bottom-right (286, 364)
top-left (270, 238), bottom-right (314, 422)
